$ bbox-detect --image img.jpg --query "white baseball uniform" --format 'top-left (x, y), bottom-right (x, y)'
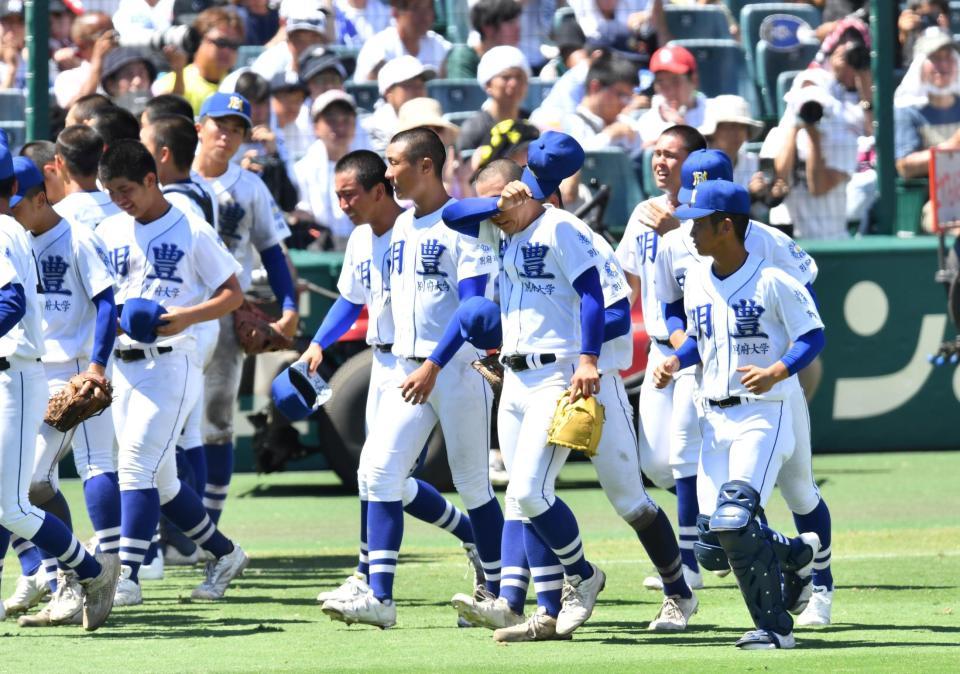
top-left (28, 219), bottom-right (117, 499)
top-left (96, 204), bottom-right (241, 500)
top-left (201, 163), bottom-right (290, 445)
top-left (362, 199), bottom-right (497, 510)
top-left (682, 253), bottom-right (823, 511)
top-left (53, 190), bottom-right (122, 230)
top-left (656, 220), bottom-right (821, 513)
top-left (0, 215), bottom-right (50, 538)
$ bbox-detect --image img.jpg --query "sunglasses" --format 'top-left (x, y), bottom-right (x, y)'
top-left (206, 37), bottom-right (241, 51)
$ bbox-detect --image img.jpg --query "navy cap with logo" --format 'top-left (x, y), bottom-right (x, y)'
top-left (674, 179), bottom-right (750, 220)
top-left (9, 156), bottom-right (45, 208)
top-left (678, 149), bottom-right (733, 205)
top-left (523, 131), bottom-right (585, 200)
top-left (200, 92), bottom-right (253, 129)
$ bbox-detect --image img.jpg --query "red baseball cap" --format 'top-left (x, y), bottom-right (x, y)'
top-left (650, 45), bottom-right (697, 75)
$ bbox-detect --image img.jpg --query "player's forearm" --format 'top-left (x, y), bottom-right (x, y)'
top-left (186, 276), bottom-right (244, 324)
top-left (805, 139), bottom-right (846, 196)
top-left (603, 298), bottom-right (631, 342)
top-left (260, 244), bottom-right (298, 311)
top-left (0, 282), bottom-right (25, 337)
top-left (457, 274), bottom-right (487, 300)
top-left (895, 150), bottom-right (931, 179)
top-left (625, 272), bottom-right (641, 307)
top-left (90, 288), bottom-right (117, 367)
top-left (779, 328), bottom-right (825, 376)
top-left (312, 296), bottom-right (363, 349)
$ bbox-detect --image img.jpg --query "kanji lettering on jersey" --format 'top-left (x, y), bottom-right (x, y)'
top-left (692, 303), bottom-right (712, 339)
top-left (110, 246), bottom-right (130, 277)
top-left (637, 230), bottom-right (658, 264)
top-left (148, 243), bottom-right (186, 283)
top-left (418, 239), bottom-right (447, 277)
top-left (357, 259), bottom-right (372, 290)
top-left (390, 240), bottom-right (405, 275)
top-left (518, 243), bottom-right (554, 279)
top-left (41, 255), bottom-right (71, 295)
top-left (731, 298), bottom-right (769, 338)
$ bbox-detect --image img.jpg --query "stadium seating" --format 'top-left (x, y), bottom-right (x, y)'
top-left (640, 145), bottom-right (659, 200)
top-left (776, 69), bottom-right (802, 118)
top-left (442, 111), bottom-right (474, 126)
top-left (0, 90), bottom-right (26, 150)
top-left (668, 39), bottom-right (754, 101)
top-left (523, 78), bottom-right (553, 113)
top-left (740, 3), bottom-right (822, 79)
top-left (426, 79), bottom-right (487, 113)
top-left (664, 4), bottom-right (731, 40)
top-left (236, 45), bottom-right (265, 70)
top-left (723, 0), bottom-right (752, 24)
top-left (327, 45), bottom-right (360, 79)
top-left (580, 148), bottom-right (644, 236)
top-left (951, 1), bottom-right (960, 33)
top-left (345, 82), bottom-right (380, 112)
top-left (756, 39), bottom-right (820, 119)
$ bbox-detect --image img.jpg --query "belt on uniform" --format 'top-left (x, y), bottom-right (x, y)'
top-left (502, 353), bottom-right (557, 372)
top-left (654, 338), bottom-right (671, 347)
top-left (0, 357), bottom-right (40, 371)
top-left (114, 347), bottom-right (173, 362)
top-left (375, 343), bottom-right (394, 352)
top-left (405, 356), bottom-right (427, 364)
top-left (708, 396), bottom-right (743, 409)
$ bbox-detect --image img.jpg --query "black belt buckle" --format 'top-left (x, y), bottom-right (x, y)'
top-left (503, 354), bottom-right (528, 371)
top-left (711, 396), bottom-right (742, 409)
top-left (376, 343), bottom-right (394, 353)
top-left (0, 357), bottom-right (8, 371)
top-left (654, 338), bottom-right (671, 347)
top-left (115, 346), bottom-right (173, 362)
top-left (407, 356), bottom-right (427, 364)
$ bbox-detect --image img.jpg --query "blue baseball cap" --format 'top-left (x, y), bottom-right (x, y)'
top-left (119, 298), bottom-right (168, 343)
top-left (272, 362), bottom-right (332, 421)
top-left (442, 197), bottom-right (500, 237)
top-left (674, 179), bottom-right (750, 220)
top-left (678, 150), bottom-right (733, 205)
top-left (199, 92), bottom-right (252, 129)
top-left (523, 131), bottom-right (585, 200)
top-left (458, 297), bottom-right (502, 349)
top-left (9, 156), bottom-right (45, 208)
top-left (0, 129), bottom-right (11, 181)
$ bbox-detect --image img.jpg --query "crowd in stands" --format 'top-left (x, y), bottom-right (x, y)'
top-left (0, 0), bottom-right (955, 247)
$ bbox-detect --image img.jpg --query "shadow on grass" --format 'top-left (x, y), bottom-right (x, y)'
top-left (236, 483), bottom-right (355, 498)
top-left (837, 584), bottom-right (957, 591)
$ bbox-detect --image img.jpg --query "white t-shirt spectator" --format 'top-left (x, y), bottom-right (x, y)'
top-left (361, 101), bottom-right (399, 153)
top-left (294, 140), bottom-right (354, 244)
top-left (561, 105), bottom-right (640, 152)
top-left (113, 0), bottom-right (174, 42)
top-left (335, 0), bottom-right (393, 47)
top-left (566, 0), bottom-right (650, 39)
top-left (636, 92), bottom-right (710, 146)
top-left (732, 148), bottom-right (760, 189)
top-left (251, 44), bottom-right (294, 83)
top-left (353, 25), bottom-right (451, 81)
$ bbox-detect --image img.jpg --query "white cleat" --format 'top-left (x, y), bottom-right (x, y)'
top-left (316, 573), bottom-right (370, 604)
top-left (191, 544), bottom-right (249, 600)
top-left (139, 553), bottom-right (165, 581)
top-left (462, 542), bottom-right (486, 589)
top-left (113, 564), bottom-right (143, 607)
top-left (3, 572), bottom-right (50, 616)
top-left (797, 585), bottom-right (833, 626)
top-left (736, 628), bottom-right (796, 650)
top-left (648, 592), bottom-right (699, 631)
top-left (555, 563), bottom-right (606, 636)
top-left (643, 564), bottom-right (703, 591)
top-left (322, 591), bottom-right (397, 629)
top-left (451, 593), bottom-right (525, 630)
top-left (80, 551), bottom-right (121, 631)
top-left (19, 570), bottom-right (84, 627)
top-left (164, 545), bottom-right (203, 566)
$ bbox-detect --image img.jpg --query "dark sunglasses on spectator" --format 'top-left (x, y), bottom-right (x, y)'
top-left (207, 37), bottom-right (241, 50)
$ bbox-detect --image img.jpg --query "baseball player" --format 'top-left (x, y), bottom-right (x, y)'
top-left (441, 156), bottom-right (698, 638)
top-left (616, 125), bottom-right (708, 591)
top-left (656, 151), bottom-right (835, 625)
top-left (193, 92), bottom-right (298, 526)
top-left (96, 139), bottom-right (249, 606)
top-left (0, 140), bottom-right (119, 632)
top-left (320, 128), bottom-right (504, 629)
top-left (297, 150), bottom-right (485, 606)
top-left (3, 156), bottom-right (120, 627)
top-left (653, 180), bottom-right (822, 649)
top-left (52, 126), bottom-right (122, 230)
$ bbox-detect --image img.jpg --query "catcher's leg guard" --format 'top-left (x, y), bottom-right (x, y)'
top-left (693, 514), bottom-right (729, 572)
top-left (762, 524), bottom-right (816, 572)
top-left (710, 481), bottom-right (792, 635)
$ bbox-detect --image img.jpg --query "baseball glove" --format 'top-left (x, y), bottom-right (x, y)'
top-left (546, 391), bottom-right (605, 457)
top-left (472, 353), bottom-right (504, 397)
top-left (44, 373), bottom-right (114, 433)
top-left (233, 299), bottom-right (294, 355)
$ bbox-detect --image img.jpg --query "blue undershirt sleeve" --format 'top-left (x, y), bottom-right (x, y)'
top-left (259, 244), bottom-right (298, 312)
top-left (779, 328), bottom-right (825, 376)
top-left (675, 336), bottom-right (701, 369)
top-left (457, 275), bottom-right (487, 300)
top-left (572, 267), bottom-right (603, 357)
top-left (663, 299), bottom-right (686, 336)
top-left (804, 282), bottom-right (819, 310)
top-left (0, 283), bottom-right (25, 338)
top-left (604, 297), bottom-right (631, 342)
top-left (312, 296), bottom-right (363, 349)
top-left (91, 288), bottom-right (117, 367)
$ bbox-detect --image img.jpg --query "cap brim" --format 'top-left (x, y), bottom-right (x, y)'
top-left (674, 205), bottom-right (716, 220)
top-left (677, 186), bottom-right (694, 205)
top-left (521, 167), bottom-right (560, 201)
top-left (442, 197), bottom-right (500, 237)
top-left (205, 110), bottom-right (253, 128)
top-left (8, 194), bottom-right (24, 207)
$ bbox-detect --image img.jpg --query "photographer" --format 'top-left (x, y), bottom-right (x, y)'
top-left (52, 11), bottom-right (115, 108)
top-left (760, 69), bottom-right (859, 240)
top-left (899, 0), bottom-right (951, 67)
top-left (815, 17), bottom-right (873, 136)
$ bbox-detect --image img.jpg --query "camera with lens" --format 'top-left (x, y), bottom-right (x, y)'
top-left (918, 12), bottom-right (939, 31)
top-left (798, 100), bottom-right (824, 125)
top-left (118, 25), bottom-right (201, 54)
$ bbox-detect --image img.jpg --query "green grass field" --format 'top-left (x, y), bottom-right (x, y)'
top-left (2, 451), bottom-right (958, 672)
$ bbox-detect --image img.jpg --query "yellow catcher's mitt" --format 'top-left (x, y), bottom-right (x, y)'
top-left (546, 391), bottom-right (605, 457)
top-left (44, 373), bottom-right (113, 433)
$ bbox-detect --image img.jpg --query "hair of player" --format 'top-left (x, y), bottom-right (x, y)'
top-left (661, 124), bottom-right (707, 155)
top-left (235, 71), bottom-right (270, 104)
top-left (586, 53), bottom-right (639, 90)
top-left (99, 139), bottom-right (158, 185)
top-left (149, 115), bottom-right (200, 171)
top-left (56, 125), bottom-right (105, 178)
top-left (69, 93), bottom-right (113, 124)
top-left (0, 176), bottom-right (14, 199)
top-left (475, 158), bottom-right (523, 187)
top-left (143, 94), bottom-right (195, 124)
top-left (710, 210), bottom-right (749, 242)
top-left (20, 140), bottom-right (56, 169)
top-left (335, 150), bottom-right (394, 198)
top-left (193, 6), bottom-right (243, 38)
top-left (21, 182), bottom-right (47, 205)
top-left (389, 127), bottom-right (446, 179)
top-left (90, 106), bottom-right (141, 147)
top-left (470, 0), bottom-right (522, 35)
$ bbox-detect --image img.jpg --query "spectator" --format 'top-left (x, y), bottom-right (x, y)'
top-left (101, 47), bottom-right (157, 101)
top-left (0, 0), bottom-right (25, 90)
top-left (899, 0), bottom-right (950, 67)
top-left (815, 16), bottom-right (874, 135)
top-left (52, 11), bottom-right (114, 108)
top-left (362, 55), bottom-right (433, 152)
top-left (251, 4), bottom-right (328, 81)
top-left (457, 45), bottom-right (531, 153)
top-left (294, 90), bottom-right (358, 249)
top-left (236, 0), bottom-right (280, 46)
top-left (446, 0), bottom-right (522, 80)
top-left (353, 0), bottom-right (451, 81)
top-left (267, 69), bottom-right (314, 166)
top-left (66, 93), bottom-right (114, 127)
top-left (113, 0), bottom-right (174, 42)
top-left (153, 7), bottom-right (244, 115)
top-left (470, 118), bottom-right (539, 172)
top-left (700, 95), bottom-right (763, 189)
top-left (560, 53), bottom-right (639, 151)
top-left (637, 44), bottom-right (708, 147)
top-left (334, 0), bottom-right (392, 48)
top-left (88, 104), bottom-right (142, 146)
top-left (761, 69), bottom-right (859, 239)
top-left (894, 32), bottom-right (960, 180)
top-left (299, 46), bottom-right (348, 100)
top-left (518, 0), bottom-right (557, 71)
top-left (50, 0), bottom-right (81, 73)
top-left (566, 0), bottom-right (666, 42)
top-left (539, 10), bottom-right (588, 81)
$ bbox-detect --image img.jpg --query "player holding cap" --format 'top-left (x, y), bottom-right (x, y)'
top-left (193, 92), bottom-right (299, 527)
top-left (292, 150), bottom-right (486, 608)
top-left (653, 180), bottom-right (822, 650)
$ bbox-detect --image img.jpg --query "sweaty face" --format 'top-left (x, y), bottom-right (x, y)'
top-left (652, 133), bottom-right (688, 194)
top-left (335, 169), bottom-right (377, 225)
top-left (199, 115), bottom-right (248, 162)
top-left (102, 175), bottom-right (155, 220)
